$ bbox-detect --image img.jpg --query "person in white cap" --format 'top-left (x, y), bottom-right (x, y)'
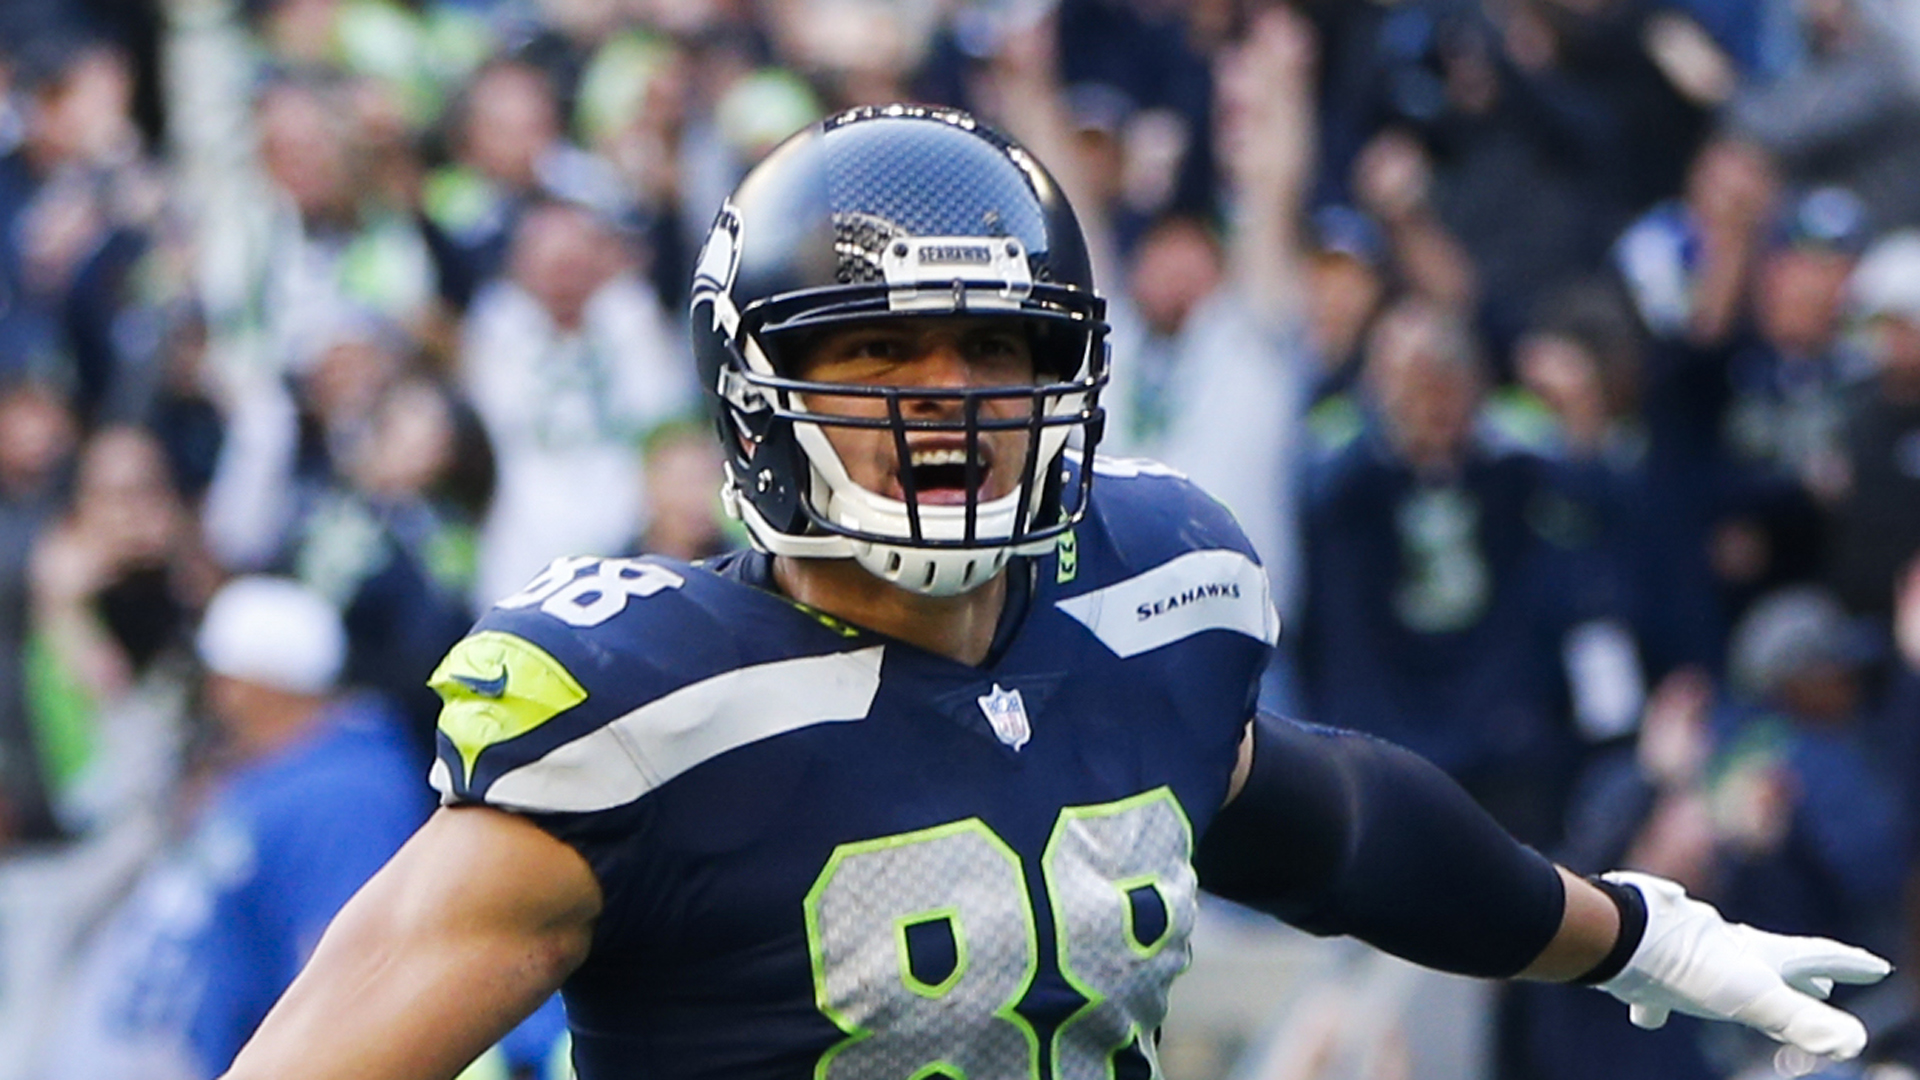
top-left (35, 576), bottom-right (431, 1080)
top-left (195, 576), bottom-right (353, 757)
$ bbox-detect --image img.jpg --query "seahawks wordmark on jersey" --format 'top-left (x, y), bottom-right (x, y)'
top-left (428, 457), bottom-right (1277, 1080)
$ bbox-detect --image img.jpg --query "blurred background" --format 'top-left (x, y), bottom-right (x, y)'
top-left (2, 0), bottom-right (1920, 1078)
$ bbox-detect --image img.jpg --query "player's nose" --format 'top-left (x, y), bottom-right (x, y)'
top-left (900, 336), bottom-right (976, 412)
top-left (913, 335), bottom-right (975, 387)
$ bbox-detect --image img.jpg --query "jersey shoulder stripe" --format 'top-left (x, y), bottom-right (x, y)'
top-left (1053, 452), bottom-right (1277, 657)
top-left (1055, 548), bottom-right (1278, 658)
top-left (429, 554), bottom-right (877, 809)
top-left (434, 645), bottom-right (884, 813)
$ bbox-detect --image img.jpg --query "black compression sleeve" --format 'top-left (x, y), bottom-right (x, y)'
top-left (1194, 712), bottom-right (1566, 978)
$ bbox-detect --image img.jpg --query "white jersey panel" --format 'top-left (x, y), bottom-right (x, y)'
top-left (1054, 550), bottom-right (1278, 659)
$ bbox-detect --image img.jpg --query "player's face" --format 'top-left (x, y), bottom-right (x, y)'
top-left (793, 317), bottom-right (1038, 507)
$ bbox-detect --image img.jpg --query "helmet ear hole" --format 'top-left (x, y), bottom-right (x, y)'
top-left (741, 427), bottom-right (811, 536)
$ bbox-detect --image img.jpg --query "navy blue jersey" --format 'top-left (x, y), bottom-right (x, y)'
top-left (428, 456), bottom-right (1276, 1080)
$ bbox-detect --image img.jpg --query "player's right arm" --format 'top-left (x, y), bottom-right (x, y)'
top-left (219, 803), bottom-right (602, 1080)
top-left (1203, 712), bottom-right (1889, 1059)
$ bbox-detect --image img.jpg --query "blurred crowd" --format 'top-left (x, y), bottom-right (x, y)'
top-left (4, 0), bottom-right (1920, 1078)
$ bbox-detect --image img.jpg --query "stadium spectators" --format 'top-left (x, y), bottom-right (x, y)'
top-left (458, 198), bottom-right (692, 608)
top-left (1524, 585), bottom-right (1911, 1080)
top-left (1825, 231), bottom-right (1920, 625)
top-left (24, 424), bottom-right (206, 836)
top-left (0, 373), bottom-right (78, 844)
top-left (33, 575), bottom-right (431, 1079)
top-left (1726, 0), bottom-right (1920, 231)
top-left (1296, 297), bottom-right (1595, 849)
top-left (0, 0), bottom-right (1916, 1077)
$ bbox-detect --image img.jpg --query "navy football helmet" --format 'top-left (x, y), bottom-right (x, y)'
top-left (691, 105), bottom-right (1108, 596)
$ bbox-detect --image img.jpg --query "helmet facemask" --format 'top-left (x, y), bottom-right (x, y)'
top-left (691, 106), bottom-right (1109, 596)
top-left (716, 286), bottom-right (1105, 596)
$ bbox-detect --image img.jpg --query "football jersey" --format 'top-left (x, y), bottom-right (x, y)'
top-left (429, 456), bottom-right (1278, 1080)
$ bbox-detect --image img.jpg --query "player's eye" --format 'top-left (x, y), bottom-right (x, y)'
top-left (964, 332), bottom-right (1033, 377)
top-left (961, 331), bottom-right (1013, 359)
top-left (844, 335), bottom-right (905, 361)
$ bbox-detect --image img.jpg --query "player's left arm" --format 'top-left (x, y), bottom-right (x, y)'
top-left (1202, 713), bottom-right (1891, 1060)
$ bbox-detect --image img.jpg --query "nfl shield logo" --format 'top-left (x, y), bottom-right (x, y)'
top-left (977, 684), bottom-right (1031, 751)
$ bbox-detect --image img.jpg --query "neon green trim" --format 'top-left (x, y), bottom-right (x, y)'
top-left (789, 600), bottom-right (864, 638)
top-left (1056, 528), bottom-right (1079, 584)
top-left (428, 631), bottom-right (588, 785)
top-left (896, 907), bottom-right (968, 998)
top-left (1114, 875), bottom-right (1172, 959)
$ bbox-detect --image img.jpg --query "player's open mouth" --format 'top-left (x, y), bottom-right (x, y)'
top-left (902, 445), bottom-right (993, 504)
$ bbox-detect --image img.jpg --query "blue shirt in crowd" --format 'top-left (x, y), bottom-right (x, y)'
top-left (47, 692), bottom-right (431, 1079)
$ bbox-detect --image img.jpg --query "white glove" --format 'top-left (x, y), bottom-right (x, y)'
top-left (1594, 871), bottom-right (1892, 1059)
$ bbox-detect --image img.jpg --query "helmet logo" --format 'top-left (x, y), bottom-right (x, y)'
top-left (692, 202), bottom-right (744, 335)
top-left (881, 235), bottom-right (1032, 313)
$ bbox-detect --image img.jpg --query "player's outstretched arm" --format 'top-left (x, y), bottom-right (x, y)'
top-left (1201, 714), bottom-right (1890, 1060)
top-left (219, 804), bottom-right (602, 1080)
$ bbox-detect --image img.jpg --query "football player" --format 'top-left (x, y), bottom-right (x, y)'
top-left (219, 106), bottom-right (1889, 1080)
